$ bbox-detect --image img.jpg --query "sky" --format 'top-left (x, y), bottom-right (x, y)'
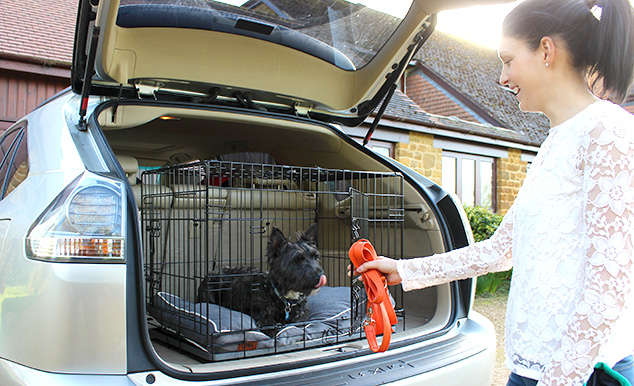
top-left (437, 2), bottom-right (521, 49)
top-left (353, 0), bottom-right (521, 49)
top-left (436, 0), bottom-right (634, 49)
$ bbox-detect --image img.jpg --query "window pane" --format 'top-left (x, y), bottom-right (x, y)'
top-left (0, 129), bottom-right (23, 199)
top-left (371, 146), bottom-right (391, 158)
top-left (442, 156), bottom-right (456, 195)
top-left (480, 160), bottom-right (493, 209)
top-left (462, 158), bottom-right (475, 207)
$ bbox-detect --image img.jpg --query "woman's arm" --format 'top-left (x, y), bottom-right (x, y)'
top-left (396, 206), bottom-right (515, 291)
top-left (354, 204), bottom-right (515, 291)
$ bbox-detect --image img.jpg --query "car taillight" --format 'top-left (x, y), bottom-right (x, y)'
top-left (26, 172), bottom-right (126, 262)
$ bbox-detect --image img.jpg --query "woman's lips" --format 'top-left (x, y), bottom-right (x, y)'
top-left (498, 84), bottom-right (519, 95)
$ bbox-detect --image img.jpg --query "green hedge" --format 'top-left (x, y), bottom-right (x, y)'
top-left (463, 206), bottom-right (511, 295)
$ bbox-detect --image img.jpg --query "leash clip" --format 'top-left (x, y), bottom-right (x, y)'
top-left (363, 305), bottom-right (374, 325)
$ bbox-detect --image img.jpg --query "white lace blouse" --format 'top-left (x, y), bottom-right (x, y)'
top-left (396, 100), bottom-right (634, 386)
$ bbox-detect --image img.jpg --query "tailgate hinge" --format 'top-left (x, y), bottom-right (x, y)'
top-left (136, 84), bottom-right (160, 99)
top-left (294, 103), bottom-right (310, 117)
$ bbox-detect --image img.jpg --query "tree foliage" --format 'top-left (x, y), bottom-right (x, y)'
top-left (464, 206), bottom-right (511, 295)
top-left (464, 205), bottom-right (503, 242)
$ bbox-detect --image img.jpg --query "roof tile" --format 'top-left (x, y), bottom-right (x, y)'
top-left (0, 0), bottom-right (77, 66)
top-left (381, 90), bottom-right (535, 145)
top-left (406, 72), bottom-right (481, 123)
top-left (415, 31), bottom-right (551, 144)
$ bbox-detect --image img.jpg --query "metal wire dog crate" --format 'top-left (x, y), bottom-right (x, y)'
top-left (141, 159), bottom-right (404, 361)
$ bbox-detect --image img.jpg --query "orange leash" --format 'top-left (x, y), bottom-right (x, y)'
top-left (349, 239), bottom-right (397, 353)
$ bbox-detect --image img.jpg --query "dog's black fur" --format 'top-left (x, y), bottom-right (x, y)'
top-left (197, 223), bottom-right (326, 329)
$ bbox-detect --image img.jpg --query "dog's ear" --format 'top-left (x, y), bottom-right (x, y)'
top-left (300, 222), bottom-right (318, 245)
top-left (268, 226), bottom-right (288, 253)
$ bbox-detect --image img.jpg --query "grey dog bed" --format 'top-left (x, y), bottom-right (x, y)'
top-left (149, 286), bottom-right (353, 353)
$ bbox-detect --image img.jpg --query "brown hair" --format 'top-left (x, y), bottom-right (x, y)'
top-left (503, 0), bottom-right (634, 103)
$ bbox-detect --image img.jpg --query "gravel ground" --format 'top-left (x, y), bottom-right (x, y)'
top-left (473, 292), bottom-right (510, 386)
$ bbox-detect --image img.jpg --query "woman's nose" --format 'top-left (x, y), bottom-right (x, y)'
top-left (499, 71), bottom-right (509, 86)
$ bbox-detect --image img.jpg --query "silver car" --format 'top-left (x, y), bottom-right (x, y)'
top-left (0, 0), bottom-right (504, 384)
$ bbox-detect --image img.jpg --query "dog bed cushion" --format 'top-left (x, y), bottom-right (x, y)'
top-left (302, 286), bottom-right (352, 340)
top-left (149, 292), bottom-right (271, 352)
top-left (308, 286), bottom-right (351, 323)
top-left (149, 287), bottom-right (354, 352)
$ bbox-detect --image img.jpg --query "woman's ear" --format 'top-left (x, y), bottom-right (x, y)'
top-left (540, 36), bottom-right (556, 67)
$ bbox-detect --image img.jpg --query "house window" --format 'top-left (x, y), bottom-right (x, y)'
top-left (442, 151), bottom-right (495, 210)
top-left (355, 138), bottom-right (394, 158)
top-left (369, 144), bottom-right (393, 158)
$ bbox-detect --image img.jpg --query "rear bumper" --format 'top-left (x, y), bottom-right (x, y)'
top-left (129, 311), bottom-right (496, 385)
top-left (387, 312), bottom-right (497, 386)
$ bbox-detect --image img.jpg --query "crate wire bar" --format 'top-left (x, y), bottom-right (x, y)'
top-left (141, 160), bottom-right (404, 361)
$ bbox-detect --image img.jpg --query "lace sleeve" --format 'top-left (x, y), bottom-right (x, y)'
top-left (396, 205), bottom-right (515, 292)
top-left (538, 122), bottom-right (634, 386)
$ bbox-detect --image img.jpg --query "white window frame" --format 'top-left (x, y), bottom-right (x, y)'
top-left (442, 150), bottom-right (496, 211)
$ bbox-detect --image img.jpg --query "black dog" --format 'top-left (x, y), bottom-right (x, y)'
top-left (197, 223), bottom-right (327, 329)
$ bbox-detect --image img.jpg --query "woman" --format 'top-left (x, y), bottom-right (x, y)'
top-left (353, 0), bottom-right (634, 385)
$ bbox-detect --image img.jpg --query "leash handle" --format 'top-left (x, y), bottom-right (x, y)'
top-left (349, 240), bottom-right (386, 303)
top-left (349, 239), bottom-right (397, 353)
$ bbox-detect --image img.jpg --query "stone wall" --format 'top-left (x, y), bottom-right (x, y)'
top-left (495, 148), bottom-right (527, 215)
top-left (395, 131), bottom-right (442, 185)
top-left (394, 133), bottom-right (527, 215)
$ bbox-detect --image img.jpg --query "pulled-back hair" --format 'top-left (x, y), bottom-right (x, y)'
top-left (502, 0), bottom-right (634, 103)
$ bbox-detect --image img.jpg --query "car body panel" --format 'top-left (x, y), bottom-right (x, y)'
top-left (0, 358), bottom-right (136, 386)
top-left (0, 261), bottom-right (127, 373)
top-left (0, 98), bottom-right (128, 374)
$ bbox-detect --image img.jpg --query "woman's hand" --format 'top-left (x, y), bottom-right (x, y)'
top-left (349, 256), bottom-right (403, 286)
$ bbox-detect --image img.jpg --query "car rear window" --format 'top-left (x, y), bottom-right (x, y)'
top-left (116, 0), bottom-right (413, 70)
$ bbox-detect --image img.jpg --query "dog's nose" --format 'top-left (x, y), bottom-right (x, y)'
top-left (315, 275), bottom-right (327, 288)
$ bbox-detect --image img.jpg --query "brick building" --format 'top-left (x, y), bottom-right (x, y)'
top-left (0, 0), bottom-right (75, 132)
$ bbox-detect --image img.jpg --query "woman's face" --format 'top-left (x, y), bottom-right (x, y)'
top-left (498, 35), bottom-right (548, 113)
